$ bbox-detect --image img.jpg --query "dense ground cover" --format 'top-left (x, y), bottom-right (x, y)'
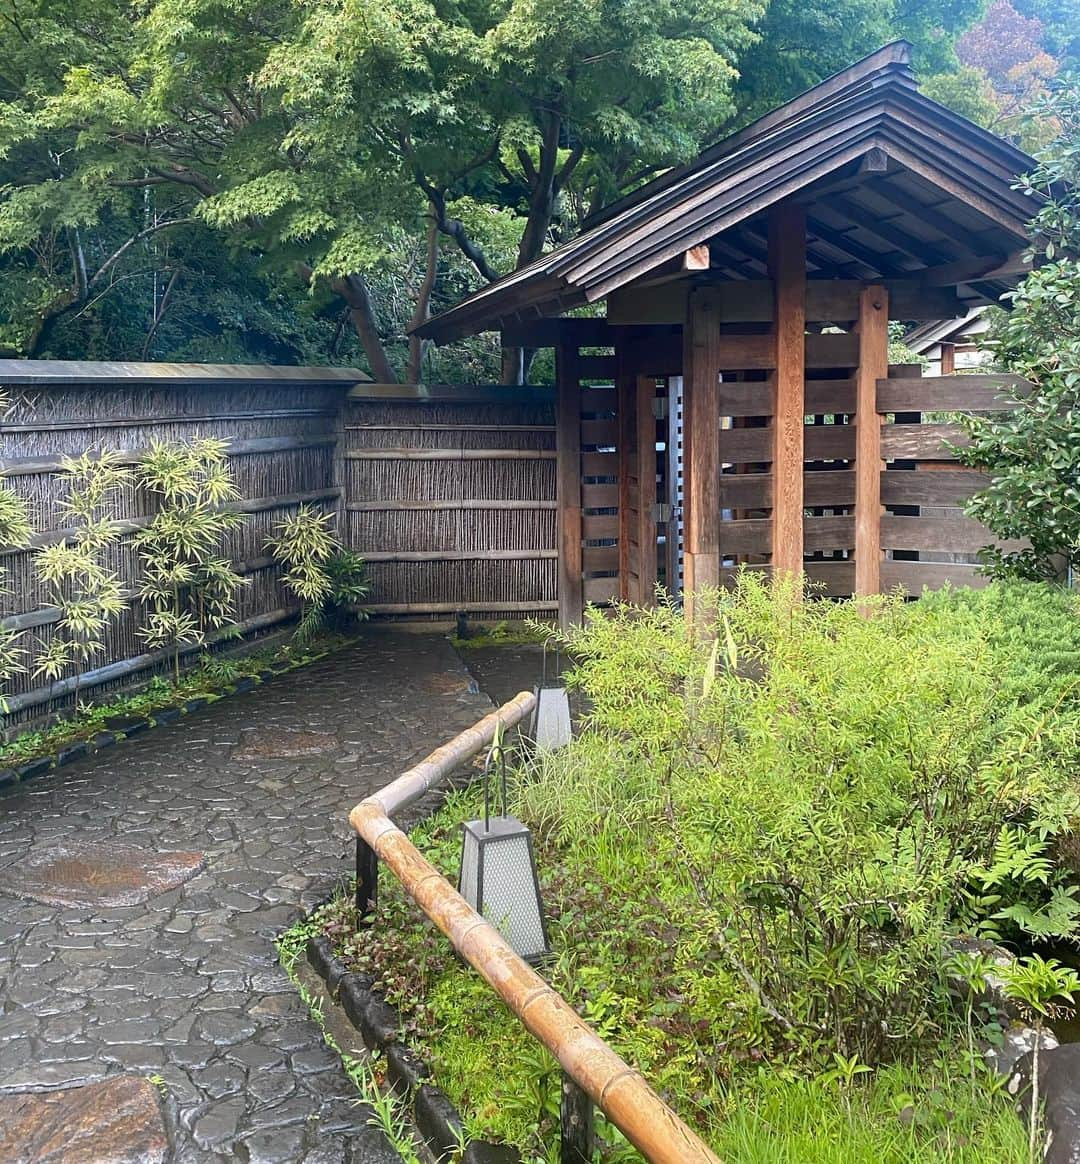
top-left (317, 578), bottom-right (1080, 1161)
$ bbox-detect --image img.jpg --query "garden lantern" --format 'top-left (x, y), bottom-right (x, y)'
top-left (531, 643), bottom-right (572, 751)
top-left (458, 738), bottom-right (549, 963)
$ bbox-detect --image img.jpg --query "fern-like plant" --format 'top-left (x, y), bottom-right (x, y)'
top-left (134, 438), bottom-right (247, 682)
top-left (266, 504), bottom-right (369, 641)
top-left (33, 451), bottom-right (130, 708)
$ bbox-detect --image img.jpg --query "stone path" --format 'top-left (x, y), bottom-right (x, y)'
top-left (0, 629), bottom-right (493, 1163)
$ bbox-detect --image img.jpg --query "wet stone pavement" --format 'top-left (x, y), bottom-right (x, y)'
top-left (0, 629), bottom-right (495, 1163)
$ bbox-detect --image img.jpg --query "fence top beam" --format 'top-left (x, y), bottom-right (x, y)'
top-left (0, 359), bottom-right (369, 388)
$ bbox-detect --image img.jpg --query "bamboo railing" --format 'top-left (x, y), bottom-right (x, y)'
top-left (348, 693), bottom-right (722, 1164)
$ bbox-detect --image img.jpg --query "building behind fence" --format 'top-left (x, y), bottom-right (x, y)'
top-left (0, 357), bottom-right (1020, 731)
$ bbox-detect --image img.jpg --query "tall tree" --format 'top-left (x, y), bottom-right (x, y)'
top-left (0, 0), bottom-right (995, 380)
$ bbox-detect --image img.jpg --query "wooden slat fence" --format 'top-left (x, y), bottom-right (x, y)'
top-left (876, 369), bottom-right (1031, 594)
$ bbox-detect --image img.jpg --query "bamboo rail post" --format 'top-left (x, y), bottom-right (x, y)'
top-left (348, 693), bottom-right (723, 1164)
top-left (854, 285), bottom-right (890, 597)
top-left (355, 836), bottom-right (379, 922)
top-left (561, 1074), bottom-right (595, 1163)
top-left (768, 201), bottom-right (807, 580)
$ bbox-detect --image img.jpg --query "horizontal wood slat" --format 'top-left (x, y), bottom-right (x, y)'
top-left (715, 378), bottom-right (857, 417)
top-left (581, 484), bottom-right (620, 507)
top-left (345, 448), bottom-right (556, 461)
top-left (881, 515), bottom-right (1025, 553)
top-left (718, 470), bottom-right (856, 509)
top-left (722, 515), bottom-right (854, 554)
top-left (584, 576), bottom-right (620, 603)
top-left (719, 425), bottom-right (855, 463)
top-left (880, 424), bottom-right (969, 460)
top-left (583, 514), bottom-right (619, 539)
top-left (879, 469), bottom-right (990, 506)
top-left (583, 545), bottom-right (620, 572)
top-left (720, 560), bottom-right (855, 597)
top-left (877, 374), bottom-right (1032, 413)
top-left (880, 560), bottom-right (990, 593)
top-left (347, 499), bottom-right (557, 512)
top-left (581, 450), bottom-right (619, 476)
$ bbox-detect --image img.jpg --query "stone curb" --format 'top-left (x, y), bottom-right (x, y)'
top-left (0, 650), bottom-right (335, 792)
top-left (306, 935), bottom-right (520, 1164)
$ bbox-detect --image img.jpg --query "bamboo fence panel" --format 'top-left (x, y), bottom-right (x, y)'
top-left (0, 365), bottom-right (348, 729)
top-left (343, 388), bottom-right (557, 616)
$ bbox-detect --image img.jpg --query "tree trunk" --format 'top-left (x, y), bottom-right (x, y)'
top-left (406, 217), bottom-right (439, 385)
top-left (330, 273), bottom-right (397, 383)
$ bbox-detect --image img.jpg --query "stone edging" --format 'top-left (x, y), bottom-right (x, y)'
top-left (0, 648), bottom-right (336, 792)
top-left (306, 935), bottom-right (519, 1164)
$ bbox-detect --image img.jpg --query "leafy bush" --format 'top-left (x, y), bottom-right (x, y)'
top-left (134, 438), bottom-right (248, 679)
top-left (266, 504), bottom-right (369, 641)
top-left (528, 575), bottom-right (1080, 1066)
top-left (33, 451), bottom-right (129, 704)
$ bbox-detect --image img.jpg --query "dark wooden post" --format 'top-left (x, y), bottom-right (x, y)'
top-left (560, 1073), bottom-right (595, 1164)
top-left (355, 835), bottom-right (378, 925)
top-left (682, 287), bottom-right (721, 624)
top-left (636, 373), bottom-right (659, 602)
top-left (854, 284), bottom-right (890, 597)
top-left (616, 333), bottom-right (636, 601)
top-left (556, 341), bottom-right (584, 628)
top-left (768, 202), bottom-right (807, 578)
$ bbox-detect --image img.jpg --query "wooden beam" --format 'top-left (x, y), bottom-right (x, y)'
top-left (555, 342), bottom-right (584, 627)
top-left (768, 202), bottom-right (807, 578)
top-left (607, 278), bottom-right (961, 326)
top-left (853, 285), bottom-right (890, 597)
top-left (502, 318), bottom-right (613, 349)
top-left (682, 287), bottom-right (723, 620)
top-left (616, 339), bottom-right (635, 601)
top-left (637, 374), bottom-right (659, 602)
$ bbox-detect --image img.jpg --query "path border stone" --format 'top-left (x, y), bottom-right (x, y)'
top-left (305, 935), bottom-right (518, 1164)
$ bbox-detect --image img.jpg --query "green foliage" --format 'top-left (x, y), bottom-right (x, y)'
top-left (32, 452), bottom-right (130, 702)
top-left (0, 0), bottom-right (994, 377)
top-left (134, 439), bottom-right (247, 679)
top-left (266, 505), bottom-right (369, 641)
top-left (956, 82), bottom-right (1080, 578)
top-left (318, 577), bottom-right (1080, 1159)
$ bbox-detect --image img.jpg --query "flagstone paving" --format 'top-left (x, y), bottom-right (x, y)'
top-left (0, 628), bottom-right (493, 1163)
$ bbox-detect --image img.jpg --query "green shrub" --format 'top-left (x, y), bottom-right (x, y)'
top-left (525, 575), bottom-right (1080, 1067)
top-left (266, 504), bottom-right (369, 641)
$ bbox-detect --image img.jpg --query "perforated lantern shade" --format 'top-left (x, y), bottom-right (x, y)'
top-left (458, 816), bottom-right (549, 963)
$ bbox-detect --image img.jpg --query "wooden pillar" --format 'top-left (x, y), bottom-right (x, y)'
top-left (682, 288), bottom-right (722, 622)
top-left (940, 341), bottom-right (956, 376)
top-left (555, 341), bottom-right (583, 627)
top-left (768, 202), bottom-right (806, 578)
top-left (854, 284), bottom-right (890, 597)
top-left (615, 335), bottom-right (635, 601)
top-left (636, 374), bottom-right (659, 602)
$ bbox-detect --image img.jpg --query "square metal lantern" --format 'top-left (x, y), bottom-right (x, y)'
top-left (459, 815), bottom-right (550, 963)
